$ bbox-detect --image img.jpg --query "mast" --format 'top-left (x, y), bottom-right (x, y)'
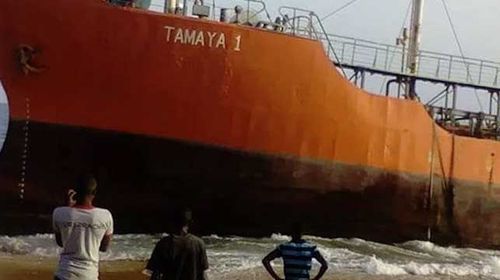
top-left (407, 0), bottom-right (424, 75)
top-left (405, 0), bottom-right (424, 99)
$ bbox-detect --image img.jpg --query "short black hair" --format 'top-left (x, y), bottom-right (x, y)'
top-left (291, 222), bottom-right (303, 239)
top-left (75, 174), bottom-right (97, 198)
top-left (172, 208), bottom-right (193, 229)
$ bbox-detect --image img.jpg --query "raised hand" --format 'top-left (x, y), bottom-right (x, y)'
top-left (67, 189), bottom-right (76, 207)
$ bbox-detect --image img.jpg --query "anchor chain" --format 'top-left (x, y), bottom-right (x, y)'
top-left (18, 97), bottom-right (30, 201)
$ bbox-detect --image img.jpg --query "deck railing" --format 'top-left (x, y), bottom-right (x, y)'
top-left (321, 34), bottom-right (500, 88)
top-left (143, 1), bottom-right (500, 89)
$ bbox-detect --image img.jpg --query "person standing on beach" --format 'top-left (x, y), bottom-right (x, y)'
top-left (52, 175), bottom-right (113, 280)
top-left (146, 209), bottom-right (209, 280)
top-left (262, 223), bottom-right (328, 280)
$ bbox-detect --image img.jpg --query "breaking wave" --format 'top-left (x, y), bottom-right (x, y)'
top-left (1, 234), bottom-right (500, 278)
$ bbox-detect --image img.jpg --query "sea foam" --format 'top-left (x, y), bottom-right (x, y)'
top-left (1, 234), bottom-right (500, 278)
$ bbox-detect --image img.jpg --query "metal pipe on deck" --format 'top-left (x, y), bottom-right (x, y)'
top-left (497, 91), bottom-right (500, 139)
top-left (183, 0), bottom-right (188, 15)
top-left (451, 84), bottom-right (457, 125)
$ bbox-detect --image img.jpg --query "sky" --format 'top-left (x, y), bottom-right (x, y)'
top-left (2, 0), bottom-right (499, 106)
top-left (154, 0), bottom-right (500, 60)
top-left (226, 0), bottom-right (500, 60)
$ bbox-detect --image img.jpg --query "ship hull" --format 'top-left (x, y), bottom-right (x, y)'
top-left (1, 0), bottom-right (500, 249)
top-left (0, 119), bottom-right (480, 247)
top-left (0, 120), bottom-right (434, 241)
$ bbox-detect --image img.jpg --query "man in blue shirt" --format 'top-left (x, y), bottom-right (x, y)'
top-left (262, 223), bottom-right (328, 280)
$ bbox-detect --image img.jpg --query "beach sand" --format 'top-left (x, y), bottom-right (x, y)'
top-left (0, 255), bottom-right (475, 280)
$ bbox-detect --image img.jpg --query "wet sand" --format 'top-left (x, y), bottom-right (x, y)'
top-left (0, 256), bottom-right (145, 280)
top-left (0, 255), bottom-right (477, 280)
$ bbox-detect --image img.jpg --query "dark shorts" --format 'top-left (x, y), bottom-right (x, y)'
top-left (54, 277), bottom-right (62, 280)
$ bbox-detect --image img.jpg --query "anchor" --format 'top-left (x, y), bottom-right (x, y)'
top-left (17, 44), bottom-right (45, 75)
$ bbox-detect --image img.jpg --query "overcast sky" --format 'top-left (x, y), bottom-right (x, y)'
top-left (202, 0), bottom-right (500, 60)
top-left (2, 0), bottom-right (499, 105)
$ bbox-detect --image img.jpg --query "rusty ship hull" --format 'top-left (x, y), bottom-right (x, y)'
top-left (0, 0), bottom-right (499, 248)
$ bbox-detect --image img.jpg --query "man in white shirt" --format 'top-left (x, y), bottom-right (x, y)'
top-left (52, 175), bottom-right (113, 280)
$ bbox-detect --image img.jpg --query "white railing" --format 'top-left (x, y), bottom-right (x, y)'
top-left (323, 34), bottom-right (500, 88)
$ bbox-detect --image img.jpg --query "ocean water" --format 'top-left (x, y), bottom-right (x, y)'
top-left (1, 234), bottom-right (500, 279)
top-left (0, 103), bottom-right (8, 152)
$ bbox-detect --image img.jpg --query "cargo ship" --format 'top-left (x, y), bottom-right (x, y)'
top-left (1, 0), bottom-right (500, 249)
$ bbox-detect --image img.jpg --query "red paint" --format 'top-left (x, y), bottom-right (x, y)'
top-left (1, 0), bottom-right (500, 248)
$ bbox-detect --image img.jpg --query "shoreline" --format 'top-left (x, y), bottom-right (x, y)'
top-left (0, 255), bottom-right (481, 280)
top-left (0, 255), bottom-right (146, 280)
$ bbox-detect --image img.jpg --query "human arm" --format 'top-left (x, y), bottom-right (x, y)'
top-left (66, 189), bottom-right (76, 207)
top-left (53, 189), bottom-right (76, 248)
top-left (311, 250), bottom-right (328, 280)
top-left (55, 232), bottom-right (63, 247)
top-left (262, 248), bottom-right (283, 280)
top-left (52, 209), bottom-right (63, 248)
top-left (99, 234), bottom-right (112, 252)
top-left (146, 238), bottom-right (167, 277)
top-left (100, 211), bottom-right (114, 252)
top-left (199, 239), bottom-right (209, 280)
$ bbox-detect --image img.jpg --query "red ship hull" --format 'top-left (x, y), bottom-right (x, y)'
top-left (0, 120), bottom-right (435, 243)
top-left (0, 0), bottom-right (499, 248)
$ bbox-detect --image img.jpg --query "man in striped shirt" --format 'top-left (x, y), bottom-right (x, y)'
top-left (262, 223), bottom-right (328, 280)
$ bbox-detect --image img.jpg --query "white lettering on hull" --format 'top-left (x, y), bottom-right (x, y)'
top-left (164, 25), bottom-right (241, 51)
